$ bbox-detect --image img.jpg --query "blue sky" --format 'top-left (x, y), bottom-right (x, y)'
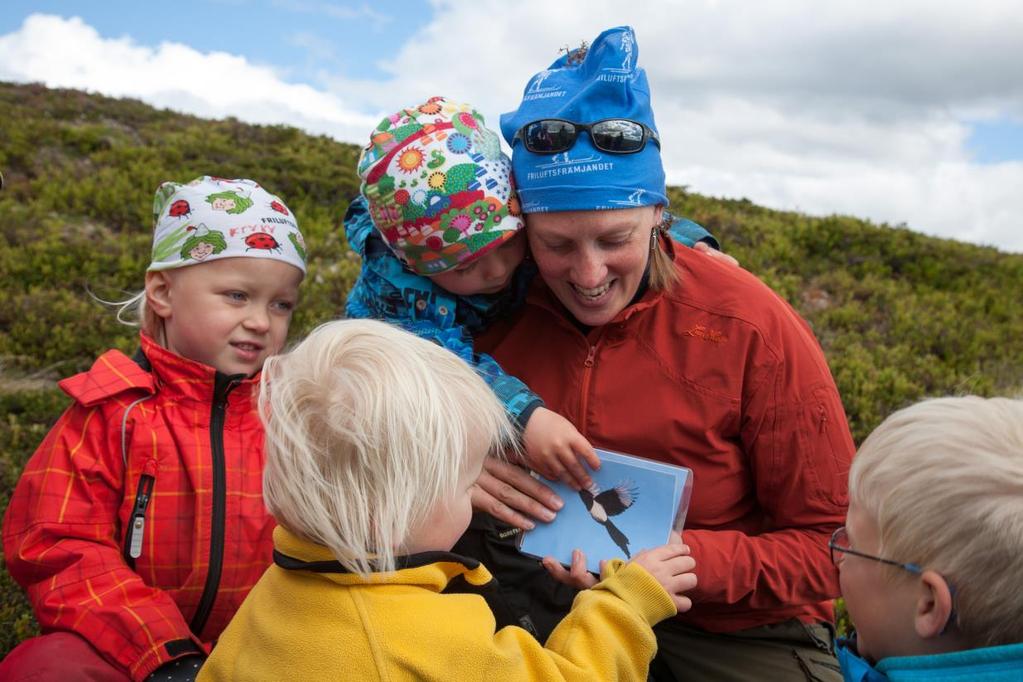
top-left (969, 118), bottom-right (1023, 164)
top-left (1, 1), bottom-right (1021, 252)
top-left (0, 0), bottom-right (432, 84)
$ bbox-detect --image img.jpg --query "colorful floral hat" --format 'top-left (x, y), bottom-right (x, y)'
top-left (148, 176), bottom-right (306, 274)
top-left (356, 97), bottom-right (524, 275)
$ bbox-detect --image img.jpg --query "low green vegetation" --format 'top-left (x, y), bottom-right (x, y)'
top-left (1, 81), bottom-right (1020, 652)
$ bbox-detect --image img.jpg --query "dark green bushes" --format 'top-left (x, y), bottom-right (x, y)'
top-left (1, 81), bottom-right (1020, 653)
top-left (669, 187), bottom-right (1023, 441)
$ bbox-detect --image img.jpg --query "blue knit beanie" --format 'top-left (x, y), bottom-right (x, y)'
top-left (500, 26), bottom-right (667, 213)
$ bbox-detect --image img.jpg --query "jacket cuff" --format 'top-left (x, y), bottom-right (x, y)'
top-left (594, 559), bottom-right (677, 626)
top-left (143, 654), bottom-right (206, 682)
top-left (514, 397), bottom-right (545, 431)
top-left (130, 638), bottom-right (207, 682)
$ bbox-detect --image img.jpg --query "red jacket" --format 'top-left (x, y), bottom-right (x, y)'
top-left (478, 241), bottom-right (854, 633)
top-left (2, 334), bottom-right (275, 680)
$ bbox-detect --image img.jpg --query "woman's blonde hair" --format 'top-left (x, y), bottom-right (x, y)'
top-left (849, 395), bottom-right (1023, 647)
top-left (259, 319), bottom-right (517, 575)
top-left (650, 212), bottom-right (681, 292)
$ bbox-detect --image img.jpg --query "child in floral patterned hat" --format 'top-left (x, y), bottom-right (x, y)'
top-left (346, 97), bottom-right (595, 493)
top-left (345, 97), bottom-right (719, 496)
top-left (2, 177), bottom-right (306, 682)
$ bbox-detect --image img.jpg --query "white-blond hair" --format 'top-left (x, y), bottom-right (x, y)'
top-left (849, 395), bottom-right (1023, 647)
top-left (91, 288), bottom-right (164, 339)
top-left (259, 319), bottom-right (517, 575)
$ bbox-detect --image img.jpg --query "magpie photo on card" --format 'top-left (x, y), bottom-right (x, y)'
top-left (519, 448), bottom-right (692, 573)
top-left (579, 480), bottom-right (638, 557)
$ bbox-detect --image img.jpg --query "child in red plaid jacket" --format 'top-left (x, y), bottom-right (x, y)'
top-left (1, 177), bottom-right (306, 682)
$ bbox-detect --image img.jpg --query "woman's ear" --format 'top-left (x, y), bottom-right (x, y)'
top-left (914, 569), bottom-right (956, 639)
top-left (145, 271), bottom-right (173, 319)
top-left (653, 203), bottom-right (665, 225)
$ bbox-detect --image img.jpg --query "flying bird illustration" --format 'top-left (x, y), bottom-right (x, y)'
top-left (579, 481), bottom-right (638, 558)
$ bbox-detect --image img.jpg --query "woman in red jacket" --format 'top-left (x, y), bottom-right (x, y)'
top-left (454, 27), bottom-right (855, 682)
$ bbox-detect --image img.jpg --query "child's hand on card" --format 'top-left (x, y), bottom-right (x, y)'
top-left (542, 549), bottom-right (602, 589)
top-left (542, 542), bottom-right (697, 613)
top-left (630, 543), bottom-right (698, 613)
top-left (522, 407), bottom-right (600, 490)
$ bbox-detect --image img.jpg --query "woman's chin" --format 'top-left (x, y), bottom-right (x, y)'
top-left (559, 282), bottom-right (625, 327)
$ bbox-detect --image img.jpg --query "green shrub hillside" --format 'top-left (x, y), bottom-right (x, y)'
top-left (1, 81), bottom-right (1021, 653)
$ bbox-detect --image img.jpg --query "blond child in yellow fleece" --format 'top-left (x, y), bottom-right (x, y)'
top-left (200, 319), bottom-right (697, 681)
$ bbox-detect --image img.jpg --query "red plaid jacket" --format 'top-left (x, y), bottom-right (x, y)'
top-left (3, 334), bottom-right (275, 680)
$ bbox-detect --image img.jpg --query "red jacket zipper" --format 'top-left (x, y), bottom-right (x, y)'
top-left (579, 342), bottom-right (599, 438)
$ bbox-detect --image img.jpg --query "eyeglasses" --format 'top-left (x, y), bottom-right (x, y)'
top-left (513, 118), bottom-right (661, 155)
top-left (828, 527), bottom-right (922, 575)
top-left (829, 526), bottom-right (960, 634)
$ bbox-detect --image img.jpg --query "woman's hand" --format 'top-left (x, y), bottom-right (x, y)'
top-left (471, 458), bottom-right (564, 530)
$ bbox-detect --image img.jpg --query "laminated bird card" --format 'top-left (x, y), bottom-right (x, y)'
top-left (518, 448), bottom-right (693, 573)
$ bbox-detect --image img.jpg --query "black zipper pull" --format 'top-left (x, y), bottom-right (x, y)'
top-left (126, 474), bottom-right (155, 560)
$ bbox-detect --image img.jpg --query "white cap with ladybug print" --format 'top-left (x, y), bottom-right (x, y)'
top-left (148, 176), bottom-right (307, 274)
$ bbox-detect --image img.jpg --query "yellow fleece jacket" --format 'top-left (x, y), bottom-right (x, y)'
top-left (199, 526), bottom-right (676, 681)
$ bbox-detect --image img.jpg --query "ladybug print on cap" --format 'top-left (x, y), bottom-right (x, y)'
top-left (245, 232), bottom-right (282, 253)
top-left (168, 199), bottom-right (191, 219)
top-left (150, 176), bottom-right (306, 274)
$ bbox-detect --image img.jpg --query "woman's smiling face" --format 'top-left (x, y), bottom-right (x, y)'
top-left (526, 205), bottom-right (660, 327)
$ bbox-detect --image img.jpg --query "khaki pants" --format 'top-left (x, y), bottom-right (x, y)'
top-left (649, 619), bottom-right (843, 682)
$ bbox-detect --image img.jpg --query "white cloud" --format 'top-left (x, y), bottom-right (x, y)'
top-left (365, 0), bottom-right (1023, 252)
top-left (1, 5), bottom-right (1021, 252)
top-left (0, 14), bottom-right (377, 142)
top-left (319, 0), bottom-right (1023, 251)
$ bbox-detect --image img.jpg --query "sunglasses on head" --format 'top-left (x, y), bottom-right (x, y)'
top-left (514, 118), bottom-right (660, 155)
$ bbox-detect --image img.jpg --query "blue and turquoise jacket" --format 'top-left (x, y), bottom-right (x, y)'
top-left (343, 195), bottom-right (717, 428)
top-left (838, 638), bottom-right (1023, 681)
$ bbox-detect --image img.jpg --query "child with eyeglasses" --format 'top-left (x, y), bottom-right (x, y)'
top-left (831, 395), bottom-right (1023, 681)
top-left (344, 96), bottom-right (727, 499)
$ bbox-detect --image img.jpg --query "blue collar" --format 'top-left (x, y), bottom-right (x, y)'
top-left (838, 637), bottom-right (1023, 681)
top-left (837, 638), bottom-right (889, 682)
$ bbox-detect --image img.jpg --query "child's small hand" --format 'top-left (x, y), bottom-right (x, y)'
top-left (693, 240), bottom-right (739, 267)
top-left (541, 549), bottom-right (601, 589)
top-left (522, 407), bottom-right (600, 490)
top-left (630, 543), bottom-right (698, 613)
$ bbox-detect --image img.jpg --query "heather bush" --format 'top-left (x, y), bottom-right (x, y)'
top-left (1, 81), bottom-right (1020, 651)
